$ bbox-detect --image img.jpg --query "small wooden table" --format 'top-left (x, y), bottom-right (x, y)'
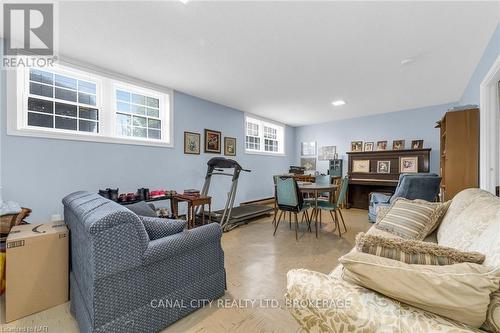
top-left (173, 194), bottom-right (212, 229)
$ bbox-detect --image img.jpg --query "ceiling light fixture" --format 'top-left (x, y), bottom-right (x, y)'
top-left (179, 0), bottom-right (190, 4)
top-left (400, 58), bottom-right (414, 66)
top-left (331, 100), bottom-right (346, 106)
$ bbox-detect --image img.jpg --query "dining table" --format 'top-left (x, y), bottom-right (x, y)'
top-left (297, 181), bottom-right (338, 237)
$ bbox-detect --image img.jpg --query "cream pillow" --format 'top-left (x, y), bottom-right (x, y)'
top-left (375, 198), bottom-right (449, 240)
top-left (339, 251), bottom-right (500, 328)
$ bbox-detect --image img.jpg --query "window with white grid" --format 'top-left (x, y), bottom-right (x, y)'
top-left (245, 116), bottom-right (284, 155)
top-left (26, 68), bottom-right (100, 134)
top-left (13, 64), bottom-right (172, 147)
top-left (246, 120), bottom-right (260, 150)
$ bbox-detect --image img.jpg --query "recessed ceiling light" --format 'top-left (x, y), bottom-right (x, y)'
top-left (179, 0), bottom-right (190, 4)
top-left (332, 100), bottom-right (346, 106)
top-left (401, 58), bottom-right (414, 65)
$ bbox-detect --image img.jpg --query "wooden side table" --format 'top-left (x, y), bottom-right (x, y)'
top-left (173, 195), bottom-right (212, 229)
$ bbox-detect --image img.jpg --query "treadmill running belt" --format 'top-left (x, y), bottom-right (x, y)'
top-left (212, 204), bottom-right (272, 219)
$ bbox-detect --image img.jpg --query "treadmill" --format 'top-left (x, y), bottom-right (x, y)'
top-left (201, 157), bottom-right (273, 231)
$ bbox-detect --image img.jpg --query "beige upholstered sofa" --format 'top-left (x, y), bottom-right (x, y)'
top-left (286, 188), bottom-right (500, 333)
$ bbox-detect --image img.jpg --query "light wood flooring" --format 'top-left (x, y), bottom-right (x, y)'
top-left (1, 208), bottom-right (371, 333)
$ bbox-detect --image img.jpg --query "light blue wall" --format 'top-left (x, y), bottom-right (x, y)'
top-left (460, 22), bottom-right (500, 105)
top-left (0, 81), bottom-right (295, 222)
top-left (294, 103), bottom-right (457, 175)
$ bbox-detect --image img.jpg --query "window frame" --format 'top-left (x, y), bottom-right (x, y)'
top-left (244, 114), bottom-right (285, 156)
top-left (9, 63), bottom-right (174, 148)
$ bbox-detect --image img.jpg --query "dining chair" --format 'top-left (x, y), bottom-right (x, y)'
top-left (273, 176), bottom-right (311, 240)
top-left (313, 176), bottom-right (349, 237)
top-left (305, 174), bottom-right (331, 227)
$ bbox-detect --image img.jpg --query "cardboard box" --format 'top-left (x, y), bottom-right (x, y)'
top-left (6, 223), bottom-right (69, 322)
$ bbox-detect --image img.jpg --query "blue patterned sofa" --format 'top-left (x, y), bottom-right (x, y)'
top-left (63, 191), bottom-right (226, 333)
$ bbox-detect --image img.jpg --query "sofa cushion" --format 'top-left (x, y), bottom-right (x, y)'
top-left (438, 189), bottom-right (500, 251)
top-left (375, 198), bottom-right (449, 240)
top-left (288, 268), bottom-right (485, 333)
top-left (125, 201), bottom-right (157, 217)
top-left (339, 251), bottom-right (500, 328)
top-left (356, 232), bottom-right (485, 265)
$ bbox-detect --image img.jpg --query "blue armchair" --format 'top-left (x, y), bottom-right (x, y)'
top-left (368, 173), bottom-right (441, 222)
top-left (63, 191), bottom-right (226, 333)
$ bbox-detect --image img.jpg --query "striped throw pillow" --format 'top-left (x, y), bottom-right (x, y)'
top-left (356, 232), bottom-right (485, 265)
top-left (375, 198), bottom-right (449, 240)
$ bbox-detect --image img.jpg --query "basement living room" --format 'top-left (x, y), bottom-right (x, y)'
top-left (1, 1), bottom-right (500, 333)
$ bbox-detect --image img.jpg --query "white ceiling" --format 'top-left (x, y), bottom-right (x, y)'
top-left (57, 1), bottom-right (499, 126)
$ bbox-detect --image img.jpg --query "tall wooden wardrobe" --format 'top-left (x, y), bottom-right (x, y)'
top-left (436, 108), bottom-right (479, 201)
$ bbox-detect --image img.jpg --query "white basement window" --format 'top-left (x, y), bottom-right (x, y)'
top-left (10, 64), bottom-right (173, 147)
top-left (245, 115), bottom-right (285, 155)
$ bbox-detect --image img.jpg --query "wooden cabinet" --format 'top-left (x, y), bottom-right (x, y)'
top-left (436, 108), bottom-right (479, 201)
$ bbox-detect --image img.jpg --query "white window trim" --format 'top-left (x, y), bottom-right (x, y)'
top-left (7, 61), bottom-right (174, 148)
top-left (244, 114), bottom-right (286, 156)
top-left (479, 54), bottom-right (500, 194)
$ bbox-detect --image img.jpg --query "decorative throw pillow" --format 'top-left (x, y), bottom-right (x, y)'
top-left (375, 198), bottom-right (449, 240)
top-left (339, 251), bottom-right (500, 328)
top-left (356, 232), bottom-right (485, 265)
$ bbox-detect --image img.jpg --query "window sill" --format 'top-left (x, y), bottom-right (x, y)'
top-left (245, 149), bottom-right (286, 157)
top-left (7, 127), bottom-right (174, 148)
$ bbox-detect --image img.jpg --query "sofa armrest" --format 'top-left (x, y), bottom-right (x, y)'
top-left (369, 192), bottom-right (392, 205)
top-left (142, 223), bottom-right (222, 265)
top-left (140, 216), bottom-right (186, 240)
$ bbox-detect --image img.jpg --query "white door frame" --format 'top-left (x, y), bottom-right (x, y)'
top-left (479, 55), bottom-right (500, 194)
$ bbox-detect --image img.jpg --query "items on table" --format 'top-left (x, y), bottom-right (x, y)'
top-left (183, 189), bottom-right (200, 197)
top-left (98, 188), bottom-right (178, 203)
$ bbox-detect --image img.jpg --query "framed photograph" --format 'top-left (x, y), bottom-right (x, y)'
top-left (318, 146), bottom-right (336, 160)
top-left (411, 140), bottom-right (424, 149)
top-left (392, 140), bottom-right (405, 150)
top-left (377, 161), bottom-right (391, 174)
top-left (351, 141), bottom-right (363, 152)
top-left (400, 156), bottom-right (418, 173)
top-left (300, 157), bottom-right (316, 171)
top-left (352, 160), bottom-right (370, 173)
top-left (224, 137), bottom-right (236, 156)
top-left (301, 142), bottom-right (317, 156)
top-left (364, 142), bottom-right (374, 152)
top-left (204, 129), bottom-right (221, 153)
top-left (184, 131), bottom-right (200, 155)
top-left (376, 141), bottom-right (388, 151)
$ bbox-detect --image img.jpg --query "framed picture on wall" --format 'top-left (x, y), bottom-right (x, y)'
top-left (184, 131), bottom-right (200, 155)
top-left (301, 142), bottom-right (317, 156)
top-left (204, 129), bottom-right (221, 153)
top-left (300, 157), bottom-right (316, 171)
top-left (364, 142), bottom-right (374, 151)
top-left (377, 161), bottom-right (391, 174)
top-left (224, 137), bottom-right (236, 156)
top-left (318, 146), bottom-right (336, 160)
top-left (400, 156), bottom-right (418, 173)
top-left (377, 141), bottom-right (388, 151)
top-left (352, 160), bottom-right (370, 173)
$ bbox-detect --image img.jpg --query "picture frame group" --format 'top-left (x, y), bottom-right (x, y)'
top-left (352, 156), bottom-right (418, 174)
top-left (184, 129), bottom-right (236, 156)
top-left (351, 139), bottom-right (424, 152)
